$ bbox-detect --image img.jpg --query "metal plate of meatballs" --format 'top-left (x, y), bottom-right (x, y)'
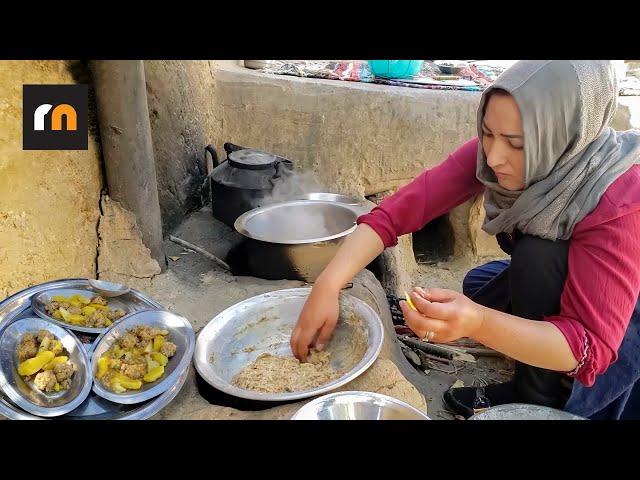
top-left (90, 310), bottom-right (195, 404)
top-left (0, 317), bottom-right (93, 417)
top-left (0, 279), bottom-right (191, 419)
top-left (32, 287), bottom-right (147, 334)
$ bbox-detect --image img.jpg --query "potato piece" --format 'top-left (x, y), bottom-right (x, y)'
top-left (143, 366), bottom-right (164, 383)
top-left (60, 308), bottom-right (84, 324)
top-left (50, 340), bottom-right (63, 355)
top-left (38, 336), bottom-right (51, 353)
top-left (96, 357), bottom-right (110, 379)
top-left (71, 294), bottom-right (91, 305)
top-left (43, 355), bottom-right (69, 370)
top-left (113, 373), bottom-right (142, 390)
top-left (52, 295), bottom-right (68, 302)
top-left (146, 356), bottom-right (160, 371)
top-left (152, 335), bottom-right (165, 352)
top-left (82, 306), bottom-right (96, 316)
top-left (150, 352), bottom-right (168, 366)
top-left (18, 351), bottom-right (55, 376)
top-left (71, 314), bottom-right (85, 325)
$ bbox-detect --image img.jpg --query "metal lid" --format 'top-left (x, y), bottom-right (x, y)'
top-left (228, 149), bottom-right (277, 170)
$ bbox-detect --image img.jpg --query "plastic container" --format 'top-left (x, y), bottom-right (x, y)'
top-left (368, 60), bottom-right (424, 79)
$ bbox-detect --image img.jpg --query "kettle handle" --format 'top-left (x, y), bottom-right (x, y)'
top-left (205, 145), bottom-right (222, 170)
top-left (223, 142), bottom-right (245, 156)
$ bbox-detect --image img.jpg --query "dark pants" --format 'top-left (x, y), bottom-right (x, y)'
top-left (464, 235), bottom-right (640, 419)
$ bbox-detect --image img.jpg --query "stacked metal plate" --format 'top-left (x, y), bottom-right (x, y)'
top-left (0, 279), bottom-right (194, 420)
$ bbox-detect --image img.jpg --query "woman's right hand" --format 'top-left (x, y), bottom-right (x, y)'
top-left (291, 283), bottom-right (340, 362)
top-left (290, 223), bottom-right (385, 362)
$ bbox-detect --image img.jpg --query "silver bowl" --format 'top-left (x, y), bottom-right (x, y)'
top-left (90, 310), bottom-right (195, 405)
top-left (234, 200), bottom-right (358, 282)
top-left (194, 288), bottom-right (384, 402)
top-left (32, 287), bottom-right (133, 334)
top-left (291, 391), bottom-right (430, 420)
top-left (468, 403), bottom-right (587, 420)
top-left (0, 317), bottom-right (93, 417)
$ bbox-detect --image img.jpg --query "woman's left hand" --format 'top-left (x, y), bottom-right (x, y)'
top-left (399, 287), bottom-right (484, 343)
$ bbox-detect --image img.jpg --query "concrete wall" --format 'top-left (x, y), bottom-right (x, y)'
top-left (144, 61), bottom-right (228, 233)
top-left (0, 60), bottom-right (103, 298)
top-left (144, 60), bottom-right (243, 233)
top-left (213, 66), bottom-right (480, 197)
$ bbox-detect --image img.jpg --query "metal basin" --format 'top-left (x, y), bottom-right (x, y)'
top-left (91, 310), bottom-right (195, 405)
top-left (291, 391), bottom-right (430, 420)
top-left (0, 317), bottom-right (93, 417)
top-left (193, 288), bottom-right (384, 402)
top-left (468, 403), bottom-right (587, 420)
top-left (234, 200), bottom-right (358, 281)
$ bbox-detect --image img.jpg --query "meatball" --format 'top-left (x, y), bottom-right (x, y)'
top-left (59, 379), bottom-right (72, 390)
top-left (117, 333), bottom-right (138, 350)
top-left (67, 306), bottom-right (82, 315)
top-left (36, 330), bottom-right (54, 344)
top-left (34, 370), bottom-right (57, 393)
top-left (45, 301), bottom-right (60, 315)
top-left (85, 312), bottom-right (110, 328)
top-left (136, 338), bottom-right (151, 351)
top-left (91, 295), bottom-right (108, 306)
top-left (120, 361), bottom-right (146, 380)
top-left (107, 309), bottom-right (126, 321)
top-left (17, 336), bottom-right (38, 362)
top-left (131, 325), bottom-right (153, 341)
top-left (53, 362), bottom-right (74, 382)
top-left (100, 371), bottom-right (114, 387)
top-left (159, 342), bottom-right (177, 358)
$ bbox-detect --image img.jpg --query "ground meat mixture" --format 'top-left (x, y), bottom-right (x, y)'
top-left (232, 349), bottom-right (341, 393)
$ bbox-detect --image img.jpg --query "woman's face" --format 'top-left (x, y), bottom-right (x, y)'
top-left (481, 92), bottom-right (526, 191)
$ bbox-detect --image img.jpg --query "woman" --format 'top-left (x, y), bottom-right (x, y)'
top-left (290, 60), bottom-right (640, 420)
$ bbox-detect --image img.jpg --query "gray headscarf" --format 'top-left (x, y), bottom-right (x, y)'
top-left (477, 60), bottom-right (640, 240)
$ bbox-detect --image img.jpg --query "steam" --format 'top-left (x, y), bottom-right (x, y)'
top-left (256, 170), bottom-right (326, 207)
top-left (247, 170), bottom-right (355, 241)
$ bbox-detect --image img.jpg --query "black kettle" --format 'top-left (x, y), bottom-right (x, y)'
top-left (205, 142), bottom-right (294, 228)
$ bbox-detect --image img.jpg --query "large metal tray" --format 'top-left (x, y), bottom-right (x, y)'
top-left (0, 279), bottom-right (189, 420)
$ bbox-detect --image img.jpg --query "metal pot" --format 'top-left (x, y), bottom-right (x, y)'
top-left (206, 143), bottom-right (294, 228)
top-left (234, 200), bottom-right (357, 282)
